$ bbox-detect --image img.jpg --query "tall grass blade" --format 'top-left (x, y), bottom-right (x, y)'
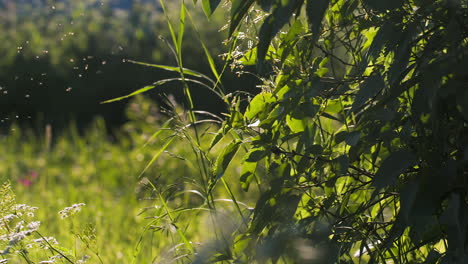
top-left (126, 59), bottom-right (204, 78)
top-left (138, 135), bottom-right (176, 179)
top-left (185, 9), bottom-right (222, 91)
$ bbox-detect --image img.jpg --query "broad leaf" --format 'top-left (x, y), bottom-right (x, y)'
top-left (306, 0), bottom-right (329, 42)
top-left (240, 161), bottom-right (257, 191)
top-left (351, 74), bottom-right (385, 112)
top-left (373, 150), bottom-right (417, 189)
top-left (213, 140), bottom-right (242, 180)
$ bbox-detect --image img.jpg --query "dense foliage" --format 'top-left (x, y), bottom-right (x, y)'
top-left (135, 0), bottom-right (467, 262)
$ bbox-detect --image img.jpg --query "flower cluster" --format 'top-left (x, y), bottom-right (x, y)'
top-left (58, 203), bottom-right (86, 219)
top-left (13, 204), bottom-right (38, 218)
top-left (0, 220), bottom-right (41, 255)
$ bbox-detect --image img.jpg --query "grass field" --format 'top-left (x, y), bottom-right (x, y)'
top-left (0, 96), bottom-right (254, 263)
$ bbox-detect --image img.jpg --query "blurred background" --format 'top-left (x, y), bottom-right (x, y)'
top-left (0, 0), bottom-right (258, 135)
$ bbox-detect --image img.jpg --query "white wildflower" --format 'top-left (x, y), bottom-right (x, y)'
top-left (14, 204), bottom-right (38, 217)
top-left (34, 237), bottom-right (58, 249)
top-left (26, 221), bottom-right (41, 232)
top-left (2, 214), bottom-right (17, 223)
top-left (58, 203), bottom-right (85, 219)
top-left (8, 232), bottom-right (26, 245)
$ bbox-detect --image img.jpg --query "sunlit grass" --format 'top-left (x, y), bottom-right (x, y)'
top-left (0, 96), bottom-right (254, 263)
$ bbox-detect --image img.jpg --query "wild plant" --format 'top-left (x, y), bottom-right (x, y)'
top-left (0, 182), bottom-right (99, 263)
top-left (108, 0), bottom-right (468, 263)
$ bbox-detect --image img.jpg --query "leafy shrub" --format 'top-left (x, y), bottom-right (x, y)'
top-left (130, 0), bottom-right (468, 263)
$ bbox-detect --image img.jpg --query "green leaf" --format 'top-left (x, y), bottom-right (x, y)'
top-left (351, 74), bottom-right (385, 112)
top-left (244, 92), bottom-right (275, 120)
top-left (373, 150), bottom-right (417, 189)
top-left (257, 0), bottom-right (304, 71)
top-left (306, 0), bottom-right (329, 41)
top-left (100, 79), bottom-right (177, 104)
top-left (125, 60), bottom-right (204, 78)
top-left (240, 161), bottom-right (257, 191)
top-left (229, 0), bottom-right (255, 37)
top-left (138, 136), bottom-right (176, 179)
top-left (279, 19), bottom-right (304, 63)
top-left (345, 131), bottom-right (361, 146)
top-left (440, 194), bottom-right (464, 255)
top-left (202, 0), bottom-right (221, 17)
top-left (245, 148), bottom-right (269, 162)
top-left (213, 140), bottom-right (242, 180)
top-left (260, 105), bottom-right (284, 127)
top-left (208, 127), bottom-right (229, 150)
top-left (185, 8), bottom-right (222, 82)
top-left (240, 47), bottom-right (257, 66)
top-left (286, 115), bottom-right (306, 133)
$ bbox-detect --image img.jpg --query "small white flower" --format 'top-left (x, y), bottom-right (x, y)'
top-left (2, 214), bottom-right (17, 222)
top-left (26, 221), bottom-right (41, 231)
top-left (58, 203), bottom-right (85, 219)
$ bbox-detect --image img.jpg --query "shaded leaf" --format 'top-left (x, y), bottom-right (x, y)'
top-left (345, 131), bottom-right (361, 146)
top-left (306, 0), bottom-right (329, 41)
top-left (352, 74), bottom-right (385, 112)
top-left (373, 150), bottom-right (417, 189)
top-left (246, 148), bottom-right (269, 162)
